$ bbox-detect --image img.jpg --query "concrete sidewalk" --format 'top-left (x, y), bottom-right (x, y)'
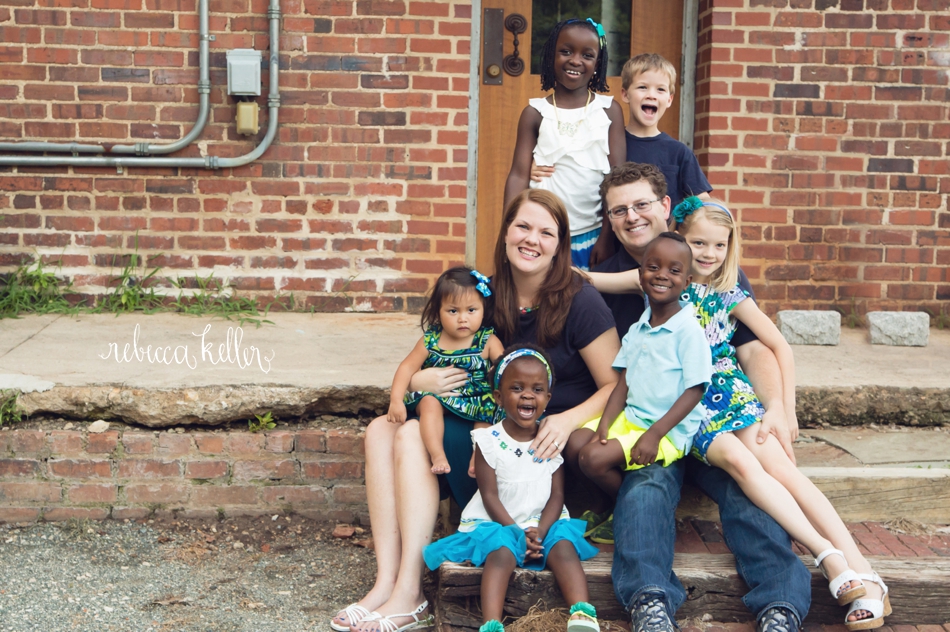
top-left (0, 312), bottom-right (948, 426)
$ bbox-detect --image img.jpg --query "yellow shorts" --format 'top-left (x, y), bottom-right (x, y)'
top-left (582, 411), bottom-right (685, 471)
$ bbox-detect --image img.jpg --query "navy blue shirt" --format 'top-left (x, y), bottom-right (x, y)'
top-left (592, 247), bottom-right (757, 346)
top-left (625, 131), bottom-right (712, 208)
top-left (510, 282), bottom-right (616, 416)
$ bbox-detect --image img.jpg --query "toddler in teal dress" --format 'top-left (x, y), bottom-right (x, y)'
top-left (389, 267), bottom-right (504, 475)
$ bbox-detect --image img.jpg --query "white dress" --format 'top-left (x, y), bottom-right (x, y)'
top-left (528, 93), bottom-right (613, 236)
top-left (458, 424), bottom-right (570, 532)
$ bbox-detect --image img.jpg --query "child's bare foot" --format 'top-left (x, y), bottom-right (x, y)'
top-left (431, 458), bottom-right (451, 474)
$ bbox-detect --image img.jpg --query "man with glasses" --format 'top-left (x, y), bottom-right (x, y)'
top-left (592, 163), bottom-right (811, 632)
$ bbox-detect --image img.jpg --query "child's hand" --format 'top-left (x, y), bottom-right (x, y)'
top-left (629, 431), bottom-right (661, 467)
top-left (468, 452), bottom-right (476, 478)
top-left (786, 405), bottom-right (800, 442)
top-left (529, 161), bottom-right (555, 182)
top-left (523, 526), bottom-right (543, 560)
top-left (595, 425), bottom-right (609, 445)
top-left (757, 406), bottom-right (795, 464)
top-left (387, 401), bottom-right (407, 424)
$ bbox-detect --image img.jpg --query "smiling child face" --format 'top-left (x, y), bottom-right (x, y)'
top-left (494, 357), bottom-right (551, 435)
top-left (639, 237), bottom-right (692, 307)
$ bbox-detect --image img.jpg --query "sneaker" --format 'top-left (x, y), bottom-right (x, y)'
top-left (581, 509), bottom-right (610, 536)
top-left (757, 607), bottom-right (800, 632)
top-left (587, 514), bottom-right (614, 544)
top-left (630, 593), bottom-right (677, 632)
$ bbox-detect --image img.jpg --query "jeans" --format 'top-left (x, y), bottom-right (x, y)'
top-left (612, 458), bottom-right (811, 623)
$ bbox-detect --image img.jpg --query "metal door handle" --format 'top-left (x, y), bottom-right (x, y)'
top-left (483, 9), bottom-right (527, 85)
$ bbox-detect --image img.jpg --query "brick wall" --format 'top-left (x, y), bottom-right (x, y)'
top-left (0, 427), bottom-right (368, 524)
top-left (0, 0), bottom-right (471, 311)
top-left (2, 0), bottom-right (949, 317)
top-left (692, 0), bottom-right (949, 317)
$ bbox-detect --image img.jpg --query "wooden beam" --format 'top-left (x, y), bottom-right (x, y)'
top-left (677, 468), bottom-right (950, 523)
top-left (432, 553), bottom-right (950, 629)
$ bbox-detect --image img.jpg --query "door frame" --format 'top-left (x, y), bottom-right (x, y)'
top-left (464, 0), bottom-right (700, 267)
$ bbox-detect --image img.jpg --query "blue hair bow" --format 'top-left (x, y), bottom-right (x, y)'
top-left (586, 17), bottom-right (606, 40)
top-left (671, 196), bottom-right (704, 224)
top-left (471, 269), bottom-right (491, 298)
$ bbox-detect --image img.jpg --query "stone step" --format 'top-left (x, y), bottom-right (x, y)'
top-left (431, 552), bottom-right (950, 630)
top-left (678, 465), bottom-right (950, 523)
top-left (675, 427), bottom-right (950, 523)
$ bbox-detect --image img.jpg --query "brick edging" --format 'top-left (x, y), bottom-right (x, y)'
top-left (0, 427), bottom-right (367, 524)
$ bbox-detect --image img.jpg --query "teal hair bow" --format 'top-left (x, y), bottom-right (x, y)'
top-left (586, 17), bottom-right (605, 39)
top-left (672, 196), bottom-right (704, 224)
top-left (470, 269), bottom-right (491, 298)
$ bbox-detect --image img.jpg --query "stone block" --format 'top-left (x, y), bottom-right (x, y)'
top-left (777, 310), bottom-right (841, 345)
top-left (867, 311), bottom-right (929, 346)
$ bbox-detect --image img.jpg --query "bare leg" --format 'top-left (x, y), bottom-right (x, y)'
top-left (577, 437), bottom-right (628, 499)
top-left (330, 416), bottom-right (400, 629)
top-left (545, 540), bottom-right (591, 620)
top-left (564, 427), bottom-right (613, 512)
top-left (481, 548), bottom-right (517, 623)
top-left (734, 427), bottom-right (883, 621)
top-left (418, 396), bottom-right (450, 474)
top-left (355, 420), bottom-right (439, 631)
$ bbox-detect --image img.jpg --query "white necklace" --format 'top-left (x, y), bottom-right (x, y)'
top-left (552, 89), bottom-right (592, 137)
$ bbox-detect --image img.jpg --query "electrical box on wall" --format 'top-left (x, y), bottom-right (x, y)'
top-left (226, 49), bottom-right (262, 96)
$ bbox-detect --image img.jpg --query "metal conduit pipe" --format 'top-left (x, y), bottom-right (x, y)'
top-left (0, 0), bottom-right (280, 171)
top-left (0, 0), bottom-right (211, 157)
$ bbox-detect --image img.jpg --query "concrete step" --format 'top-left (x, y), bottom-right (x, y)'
top-left (1, 314), bottom-right (949, 428)
top-left (431, 550), bottom-right (950, 630)
top-left (677, 427), bottom-right (950, 523)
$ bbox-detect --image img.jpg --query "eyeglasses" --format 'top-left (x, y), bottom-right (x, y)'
top-left (605, 199), bottom-right (661, 220)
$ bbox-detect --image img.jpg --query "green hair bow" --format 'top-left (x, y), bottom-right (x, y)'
top-left (671, 196), bottom-right (704, 224)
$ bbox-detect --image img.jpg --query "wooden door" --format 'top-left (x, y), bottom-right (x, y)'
top-left (475, 0), bottom-right (685, 271)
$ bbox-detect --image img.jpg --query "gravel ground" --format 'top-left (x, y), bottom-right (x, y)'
top-left (0, 516), bottom-right (377, 632)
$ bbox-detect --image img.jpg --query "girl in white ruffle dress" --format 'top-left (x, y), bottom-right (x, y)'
top-left (503, 18), bottom-right (626, 270)
top-left (423, 345), bottom-right (600, 632)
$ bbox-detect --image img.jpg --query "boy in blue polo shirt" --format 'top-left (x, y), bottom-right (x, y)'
top-left (577, 232), bottom-right (711, 506)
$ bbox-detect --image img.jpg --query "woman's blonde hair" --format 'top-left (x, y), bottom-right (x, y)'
top-left (675, 199), bottom-right (740, 292)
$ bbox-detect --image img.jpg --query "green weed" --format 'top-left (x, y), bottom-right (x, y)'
top-left (0, 390), bottom-right (23, 427)
top-left (923, 307), bottom-right (950, 330)
top-left (170, 274), bottom-right (274, 328)
top-left (833, 298), bottom-right (863, 329)
top-left (92, 250), bottom-right (166, 314)
top-left (0, 260), bottom-right (79, 319)
top-left (248, 411), bottom-right (275, 433)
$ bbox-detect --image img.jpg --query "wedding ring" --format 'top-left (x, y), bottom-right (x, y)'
top-left (553, 441), bottom-right (560, 450)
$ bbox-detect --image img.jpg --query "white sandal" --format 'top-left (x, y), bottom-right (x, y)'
top-left (359, 601), bottom-right (434, 632)
top-left (845, 572), bottom-right (891, 631)
top-left (330, 602), bottom-right (373, 631)
top-left (815, 548), bottom-right (866, 605)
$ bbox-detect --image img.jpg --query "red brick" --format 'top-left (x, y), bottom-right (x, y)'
top-left (124, 483), bottom-right (189, 504)
top-left (0, 482), bottom-right (61, 502)
top-left (0, 508), bottom-right (41, 523)
top-left (10, 431), bottom-right (45, 454)
top-left (301, 460), bottom-right (363, 480)
top-left (87, 431), bottom-right (119, 454)
top-left (332, 485), bottom-right (366, 504)
top-left (157, 434), bottom-right (192, 456)
top-left (48, 459), bottom-right (110, 479)
top-left (190, 485), bottom-right (258, 505)
top-left (44, 508), bottom-right (110, 521)
top-left (122, 434), bottom-right (154, 455)
top-left (296, 430), bottom-right (327, 452)
top-left (232, 459), bottom-right (295, 481)
top-left (265, 432), bottom-right (295, 453)
top-left (226, 433), bottom-right (264, 455)
top-left (67, 484), bottom-right (117, 503)
top-left (260, 486), bottom-right (327, 505)
top-left (184, 460), bottom-right (229, 480)
top-left (48, 431), bottom-right (84, 455)
top-left (116, 459), bottom-right (181, 478)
